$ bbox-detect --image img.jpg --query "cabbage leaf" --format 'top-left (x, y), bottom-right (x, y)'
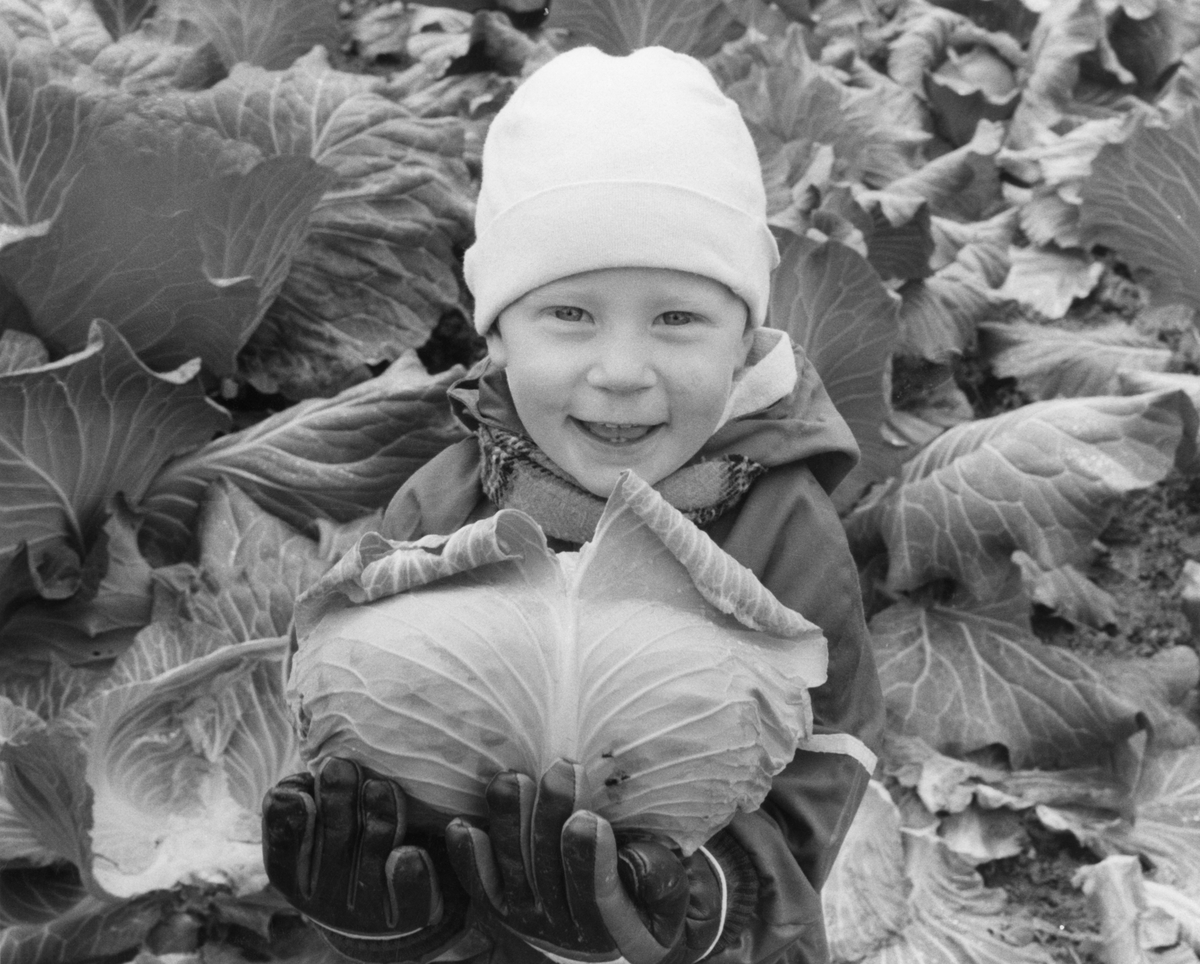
top-left (159, 0), bottom-right (339, 70)
top-left (1, 626), bottom-right (298, 899)
top-left (168, 52), bottom-right (476, 397)
top-left (1080, 104), bottom-right (1200, 312)
top-left (871, 592), bottom-right (1141, 768)
top-left (152, 480), bottom-right (378, 643)
top-left (290, 472), bottom-right (827, 854)
top-left (0, 114), bottom-right (332, 376)
top-left (856, 390), bottom-right (1195, 598)
top-left (139, 353), bottom-right (466, 563)
top-left (543, 0), bottom-right (736, 58)
top-left (0, 321), bottom-right (229, 572)
top-left (768, 232), bottom-right (901, 511)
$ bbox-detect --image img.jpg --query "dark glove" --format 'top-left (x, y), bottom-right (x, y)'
top-left (262, 757), bottom-right (469, 963)
top-left (445, 759), bottom-right (756, 964)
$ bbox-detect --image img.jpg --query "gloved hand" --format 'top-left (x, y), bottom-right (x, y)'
top-left (446, 759), bottom-right (753, 964)
top-left (262, 758), bottom-right (469, 963)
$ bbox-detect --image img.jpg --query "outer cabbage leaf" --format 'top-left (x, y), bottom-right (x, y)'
top-left (167, 52), bottom-right (475, 397)
top-left (861, 391), bottom-right (1194, 598)
top-left (0, 41), bottom-right (103, 244)
top-left (0, 894), bottom-right (163, 964)
top-left (1038, 743), bottom-right (1200, 899)
top-left (1080, 104), bottom-right (1200, 312)
top-left (1013, 551), bottom-right (1120, 631)
top-left (544, 0), bottom-right (736, 57)
top-left (768, 233), bottom-right (901, 511)
top-left (870, 592), bottom-right (1142, 768)
top-left (0, 320), bottom-right (229, 570)
top-left (0, 862), bottom-right (86, 928)
top-left (823, 779), bottom-right (1055, 964)
top-left (139, 353), bottom-right (467, 563)
top-left (0, 0), bottom-right (111, 62)
top-left (0, 695), bottom-right (52, 865)
top-left (152, 480), bottom-right (371, 642)
top-left (996, 248), bottom-right (1104, 320)
top-left (160, 0), bottom-right (338, 70)
top-left (822, 781), bottom-right (910, 961)
top-left (2, 624), bottom-right (298, 899)
top-left (0, 115), bottom-right (333, 376)
top-left (1, 505), bottom-right (153, 664)
top-left (91, 0), bottom-right (154, 38)
top-left (290, 472), bottom-right (829, 854)
top-left (717, 25), bottom-right (927, 191)
top-left (981, 320), bottom-right (1173, 400)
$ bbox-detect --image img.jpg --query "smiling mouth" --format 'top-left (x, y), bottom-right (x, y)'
top-left (575, 419), bottom-right (660, 444)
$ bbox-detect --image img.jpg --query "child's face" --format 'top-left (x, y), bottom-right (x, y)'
top-left (487, 267), bottom-right (754, 498)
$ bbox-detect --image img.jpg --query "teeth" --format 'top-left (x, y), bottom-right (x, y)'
top-left (581, 420), bottom-right (654, 443)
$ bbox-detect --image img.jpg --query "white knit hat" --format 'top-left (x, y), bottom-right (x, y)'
top-left (463, 45), bottom-right (780, 335)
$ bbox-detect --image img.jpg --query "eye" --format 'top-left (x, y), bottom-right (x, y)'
top-left (551, 306), bottom-right (587, 322)
top-left (659, 310), bottom-right (697, 326)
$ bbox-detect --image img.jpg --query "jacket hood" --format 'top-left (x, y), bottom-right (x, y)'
top-left (448, 331), bottom-right (859, 495)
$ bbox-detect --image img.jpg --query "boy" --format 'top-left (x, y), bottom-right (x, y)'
top-left (263, 45), bottom-right (882, 964)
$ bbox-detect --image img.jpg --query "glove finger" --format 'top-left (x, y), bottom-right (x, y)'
top-left (618, 841), bottom-right (689, 949)
top-left (484, 771), bottom-right (537, 907)
top-left (562, 811), bottom-right (674, 964)
top-left (350, 777), bottom-right (408, 922)
top-left (530, 759), bottom-right (584, 926)
top-left (262, 784), bottom-right (317, 901)
top-left (312, 757), bottom-right (364, 910)
top-left (447, 818), bottom-right (506, 914)
top-left (386, 845), bottom-right (444, 932)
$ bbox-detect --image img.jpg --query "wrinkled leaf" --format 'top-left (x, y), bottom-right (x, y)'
top-left (5, 626), bottom-right (299, 899)
top-left (2, 504), bottom-right (154, 663)
top-left (982, 320), bottom-right (1173, 400)
top-left (996, 248), bottom-right (1104, 319)
top-left (544, 0), bottom-right (736, 57)
top-left (1, 116), bottom-right (332, 376)
top-left (925, 53), bottom-right (1019, 149)
top-left (1095, 647), bottom-right (1200, 751)
top-left (152, 480), bottom-right (354, 642)
top-left (883, 732), bottom-right (1130, 817)
top-left (768, 233), bottom-right (901, 510)
top-left (871, 592), bottom-right (1142, 768)
top-left (863, 391), bottom-right (1193, 598)
top-left (0, 0), bottom-right (111, 62)
top-left (938, 806), bottom-right (1026, 865)
top-left (290, 472), bottom-right (829, 854)
top-left (825, 791), bottom-right (1055, 963)
top-left (169, 52), bottom-right (475, 397)
top-left (1013, 551), bottom-right (1121, 630)
top-left (1081, 104), bottom-right (1200, 312)
top-left (0, 320), bottom-right (229, 567)
top-left (160, 0), bottom-right (338, 70)
top-left (1074, 855), bottom-right (1184, 964)
top-left (139, 353), bottom-right (466, 563)
top-left (720, 25), bottom-right (926, 190)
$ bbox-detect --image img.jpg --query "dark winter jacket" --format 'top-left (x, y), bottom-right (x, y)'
top-left (381, 332), bottom-right (884, 964)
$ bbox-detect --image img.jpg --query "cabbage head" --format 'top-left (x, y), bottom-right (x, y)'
top-left (288, 472), bottom-right (827, 853)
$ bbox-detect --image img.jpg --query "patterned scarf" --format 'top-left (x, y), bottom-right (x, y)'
top-left (477, 422), bottom-right (766, 545)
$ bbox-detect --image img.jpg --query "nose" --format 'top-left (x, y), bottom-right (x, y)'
top-left (585, 327), bottom-right (656, 392)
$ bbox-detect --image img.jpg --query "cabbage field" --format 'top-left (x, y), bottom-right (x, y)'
top-left (4, 0), bottom-right (1200, 961)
